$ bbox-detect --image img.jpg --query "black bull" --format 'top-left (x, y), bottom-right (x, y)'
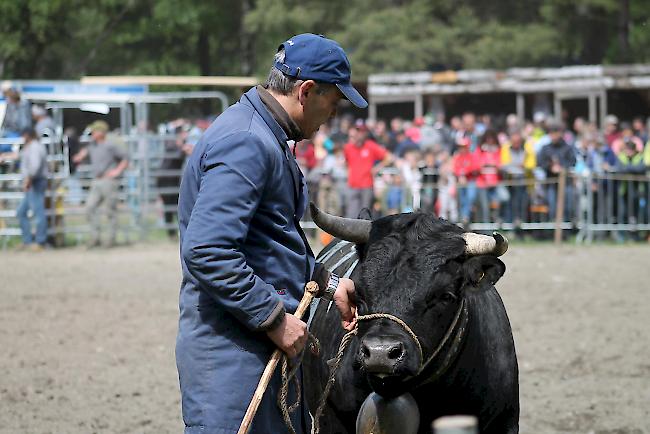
top-left (304, 208), bottom-right (519, 434)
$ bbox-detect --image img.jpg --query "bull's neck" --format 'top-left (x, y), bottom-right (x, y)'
top-left (446, 285), bottom-right (514, 380)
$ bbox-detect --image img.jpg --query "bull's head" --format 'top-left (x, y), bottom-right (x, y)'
top-left (311, 204), bottom-right (507, 395)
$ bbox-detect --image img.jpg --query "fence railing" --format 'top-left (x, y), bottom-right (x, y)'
top-left (2, 135), bottom-right (649, 248)
top-left (309, 167), bottom-right (650, 243)
top-left (0, 133), bottom-right (185, 248)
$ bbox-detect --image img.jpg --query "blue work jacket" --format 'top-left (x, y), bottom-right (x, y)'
top-left (176, 87), bottom-right (315, 433)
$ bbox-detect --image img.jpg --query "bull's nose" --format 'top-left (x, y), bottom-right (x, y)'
top-left (359, 338), bottom-right (405, 374)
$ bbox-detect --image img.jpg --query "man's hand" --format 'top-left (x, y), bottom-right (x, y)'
top-left (72, 147), bottom-right (88, 164)
top-left (104, 168), bottom-right (121, 179)
top-left (333, 277), bottom-right (357, 331)
top-left (266, 314), bottom-right (308, 358)
top-left (551, 163), bottom-right (562, 174)
top-left (23, 178), bottom-right (31, 191)
top-left (104, 159), bottom-right (128, 179)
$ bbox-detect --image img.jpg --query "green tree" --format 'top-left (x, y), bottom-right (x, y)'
top-left (1, 0), bottom-right (650, 81)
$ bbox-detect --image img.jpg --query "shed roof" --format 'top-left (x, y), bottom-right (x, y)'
top-left (368, 64), bottom-right (650, 98)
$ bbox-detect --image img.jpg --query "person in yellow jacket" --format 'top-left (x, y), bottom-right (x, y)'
top-left (501, 130), bottom-right (536, 225)
top-left (502, 131), bottom-right (537, 173)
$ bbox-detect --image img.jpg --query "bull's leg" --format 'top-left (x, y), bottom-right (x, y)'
top-left (482, 408), bottom-right (519, 434)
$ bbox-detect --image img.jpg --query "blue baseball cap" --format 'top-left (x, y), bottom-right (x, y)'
top-left (274, 33), bottom-right (368, 108)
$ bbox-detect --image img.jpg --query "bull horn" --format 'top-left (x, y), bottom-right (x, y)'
top-left (310, 202), bottom-right (371, 244)
top-left (462, 232), bottom-right (508, 256)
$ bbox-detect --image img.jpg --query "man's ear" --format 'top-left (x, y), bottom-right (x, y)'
top-left (298, 80), bottom-right (316, 105)
top-left (462, 256), bottom-right (506, 287)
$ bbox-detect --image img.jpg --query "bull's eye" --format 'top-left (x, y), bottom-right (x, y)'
top-left (425, 289), bottom-right (457, 310)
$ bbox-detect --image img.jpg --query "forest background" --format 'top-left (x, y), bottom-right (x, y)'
top-left (1, 0), bottom-right (648, 118)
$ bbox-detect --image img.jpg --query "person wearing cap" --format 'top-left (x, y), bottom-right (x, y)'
top-left (1, 84), bottom-right (32, 146)
top-left (72, 120), bottom-right (128, 248)
top-left (176, 33), bottom-right (363, 433)
top-left (16, 127), bottom-right (49, 251)
top-left (31, 105), bottom-right (55, 138)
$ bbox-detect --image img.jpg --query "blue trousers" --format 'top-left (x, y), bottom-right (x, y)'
top-left (17, 177), bottom-right (48, 245)
top-left (458, 181), bottom-right (477, 222)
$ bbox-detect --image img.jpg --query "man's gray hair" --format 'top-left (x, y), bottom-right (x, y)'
top-left (265, 48), bottom-right (336, 96)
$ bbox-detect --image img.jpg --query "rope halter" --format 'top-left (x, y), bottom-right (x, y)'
top-left (356, 298), bottom-right (466, 373)
top-left (355, 312), bottom-right (424, 367)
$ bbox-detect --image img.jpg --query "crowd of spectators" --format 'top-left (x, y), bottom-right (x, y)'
top-left (3, 79), bottom-right (650, 245)
top-left (296, 111), bottom-right (650, 236)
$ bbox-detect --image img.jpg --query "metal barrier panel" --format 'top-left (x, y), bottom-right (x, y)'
top-left (0, 133), bottom-right (183, 248)
top-left (579, 173), bottom-right (650, 242)
top-left (310, 168), bottom-right (650, 242)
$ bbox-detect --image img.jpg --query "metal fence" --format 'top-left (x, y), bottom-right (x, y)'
top-left (2, 135), bottom-right (650, 248)
top-left (367, 168), bottom-right (650, 242)
top-left (0, 133), bottom-right (185, 248)
top-left (312, 167), bottom-right (650, 243)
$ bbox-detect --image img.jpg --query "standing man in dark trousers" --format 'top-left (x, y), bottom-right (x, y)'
top-left (176, 34), bottom-right (365, 434)
top-left (158, 122), bottom-right (194, 239)
top-left (16, 127), bottom-right (48, 251)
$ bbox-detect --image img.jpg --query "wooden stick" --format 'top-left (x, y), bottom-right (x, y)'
top-left (237, 281), bottom-right (321, 434)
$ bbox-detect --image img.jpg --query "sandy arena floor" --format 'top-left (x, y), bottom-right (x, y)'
top-left (0, 241), bottom-right (649, 433)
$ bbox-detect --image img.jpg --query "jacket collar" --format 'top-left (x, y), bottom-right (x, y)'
top-left (256, 85), bottom-right (304, 142)
top-left (241, 86), bottom-right (305, 215)
top-left (242, 86), bottom-right (291, 147)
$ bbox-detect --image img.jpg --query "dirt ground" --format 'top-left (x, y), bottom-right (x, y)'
top-left (1, 241), bottom-right (648, 433)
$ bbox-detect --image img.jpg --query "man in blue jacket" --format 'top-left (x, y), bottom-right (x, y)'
top-left (176, 34), bottom-right (367, 434)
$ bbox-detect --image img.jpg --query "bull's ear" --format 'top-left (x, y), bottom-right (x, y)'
top-left (462, 256), bottom-right (506, 287)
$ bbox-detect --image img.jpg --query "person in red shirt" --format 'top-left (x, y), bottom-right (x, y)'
top-left (474, 130), bottom-right (503, 222)
top-left (452, 137), bottom-right (479, 226)
top-left (343, 122), bottom-right (392, 218)
top-left (294, 139), bottom-right (318, 173)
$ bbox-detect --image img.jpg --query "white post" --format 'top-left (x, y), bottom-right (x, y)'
top-left (414, 94), bottom-right (424, 119)
top-left (368, 99), bottom-right (377, 122)
top-left (553, 93), bottom-right (562, 122)
top-left (588, 93), bottom-right (597, 124)
top-left (516, 93), bottom-right (525, 122)
top-left (599, 90), bottom-right (608, 128)
top-left (432, 415), bottom-right (478, 434)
